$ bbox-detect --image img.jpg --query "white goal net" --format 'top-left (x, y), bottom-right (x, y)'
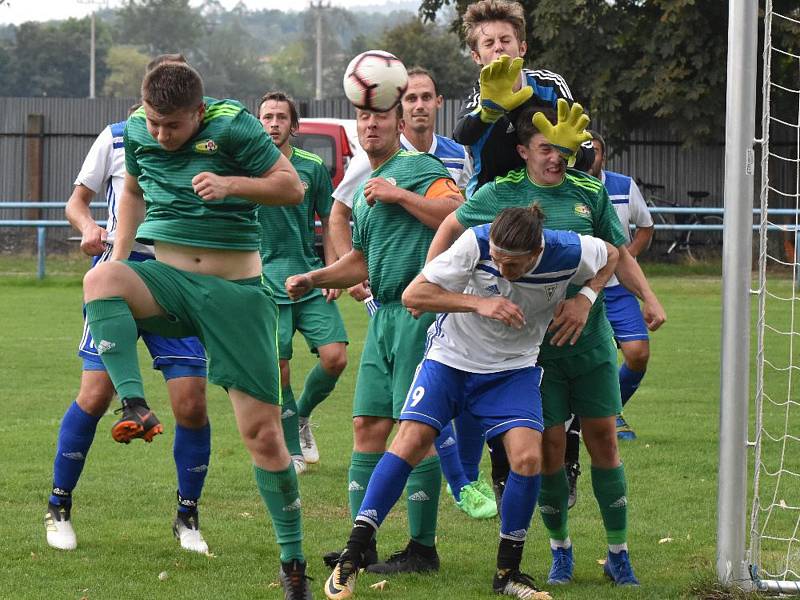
top-left (749, 1), bottom-right (800, 593)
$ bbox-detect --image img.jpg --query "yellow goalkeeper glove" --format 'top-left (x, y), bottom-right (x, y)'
top-left (533, 98), bottom-right (592, 166)
top-left (477, 55), bottom-right (534, 124)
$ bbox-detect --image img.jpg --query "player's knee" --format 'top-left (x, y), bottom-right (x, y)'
top-left (76, 385), bottom-right (114, 416)
top-left (353, 416), bottom-right (391, 452)
top-left (170, 386), bottom-right (208, 428)
top-left (508, 448), bottom-right (541, 477)
top-left (623, 342), bottom-right (650, 371)
top-left (242, 418), bottom-right (284, 457)
top-left (320, 349), bottom-right (347, 376)
top-left (82, 262), bottom-right (125, 301)
top-left (584, 426), bottom-right (619, 467)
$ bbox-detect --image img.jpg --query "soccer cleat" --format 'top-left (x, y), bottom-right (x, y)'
top-left (365, 540), bottom-right (439, 574)
top-left (279, 558), bottom-right (313, 600)
top-left (298, 417), bottom-right (320, 464)
top-left (325, 550), bottom-right (359, 599)
top-left (546, 546), bottom-right (574, 584)
top-left (616, 415), bottom-right (637, 441)
top-left (323, 538), bottom-right (378, 571)
top-left (493, 569), bottom-right (551, 599)
top-left (456, 483), bottom-right (498, 519)
top-left (292, 454), bottom-right (307, 475)
top-left (566, 461), bottom-right (581, 510)
top-left (473, 476), bottom-right (496, 502)
top-left (173, 510), bottom-right (209, 554)
top-left (111, 397), bottom-right (163, 443)
top-left (44, 502), bottom-right (77, 550)
top-left (603, 549), bottom-right (640, 586)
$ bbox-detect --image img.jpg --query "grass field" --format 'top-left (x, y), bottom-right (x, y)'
top-left (0, 256), bottom-right (770, 599)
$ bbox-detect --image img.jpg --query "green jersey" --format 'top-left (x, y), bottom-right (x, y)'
top-left (456, 168), bottom-right (627, 357)
top-left (124, 98), bottom-right (281, 251)
top-left (258, 147), bottom-right (333, 303)
top-left (352, 149), bottom-right (453, 304)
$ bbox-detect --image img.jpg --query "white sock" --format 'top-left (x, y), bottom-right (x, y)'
top-left (550, 537), bottom-right (572, 550)
top-left (609, 543), bottom-right (628, 554)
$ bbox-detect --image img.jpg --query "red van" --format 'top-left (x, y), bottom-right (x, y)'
top-left (295, 118), bottom-right (359, 188)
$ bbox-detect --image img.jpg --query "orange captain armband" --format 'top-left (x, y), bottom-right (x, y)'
top-left (425, 177), bottom-right (462, 199)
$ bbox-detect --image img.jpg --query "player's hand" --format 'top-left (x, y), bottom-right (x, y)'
top-left (285, 274), bottom-right (314, 301)
top-left (407, 306), bottom-right (423, 319)
top-left (478, 55), bottom-right (533, 124)
top-left (476, 296), bottom-right (525, 329)
top-left (192, 172), bottom-right (231, 201)
top-left (348, 280), bottom-right (371, 301)
top-left (548, 295), bottom-right (591, 346)
top-left (80, 222), bottom-right (108, 256)
top-left (322, 287), bottom-right (341, 302)
top-left (364, 177), bottom-right (402, 206)
top-left (533, 98), bottom-right (592, 166)
top-left (642, 297), bottom-right (667, 331)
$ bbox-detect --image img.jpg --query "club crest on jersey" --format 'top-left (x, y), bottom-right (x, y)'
top-left (194, 139), bottom-right (218, 154)
top-left (544, 284), bottom-right (557, 301)
top-left (385, 177), bottom-right (397, 186)
top-left (301, 179), bottom-right (309, 190)
top-left (574, 203), bottom-right (591, 218)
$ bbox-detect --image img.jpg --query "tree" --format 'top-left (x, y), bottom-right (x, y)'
top-left (103, 45), bottom-right (150, 97)
top-left (117, 0), bottom-right (203, 57)
top-left (379, 17), bottom-right (476, 98)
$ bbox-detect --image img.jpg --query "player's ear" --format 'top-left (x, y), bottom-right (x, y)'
top-left (518, 40), bottom-right (527, 58)
top-left (435, 95), bottom-right (444, 108)
top-left (470, 49), bottom-right (482, 66)
top-left (196, 102), bottom-right (206, 122)
top-left (516, 143), bottom-right (528, 161)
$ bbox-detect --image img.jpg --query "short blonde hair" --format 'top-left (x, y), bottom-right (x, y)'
top-left (463, 0), bottom-right (526, 52)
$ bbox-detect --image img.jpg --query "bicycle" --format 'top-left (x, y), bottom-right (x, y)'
top-left (638, 180), bottom-right (724, 262)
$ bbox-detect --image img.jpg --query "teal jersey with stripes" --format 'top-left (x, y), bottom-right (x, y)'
top-left (258, 147), bottom-right (334, 303)
top-left (352, 149), bottom-right (453, 304)
top-left (456, 168), bottom-right (627, 356)
top-left (124, 98), bottom-right (281, 251)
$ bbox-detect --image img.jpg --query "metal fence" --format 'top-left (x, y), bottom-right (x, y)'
top-left (1, 96), bottom-right (796, 253)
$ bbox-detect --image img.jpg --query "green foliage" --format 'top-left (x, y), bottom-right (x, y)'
top-left (380, 18), bottom-right (477, 98)
top-left (117, 0), bottom-right (203, 56)
top-left (103, 45), bottom-right (150, 97)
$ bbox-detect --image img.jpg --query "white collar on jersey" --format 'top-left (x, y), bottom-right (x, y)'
top-left (400, 132), bottom-right (437, 155)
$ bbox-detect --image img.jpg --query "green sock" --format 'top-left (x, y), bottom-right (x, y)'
top-left (591, 464), bottom-right (628, 545)
top-left (85, 298), bottom-right (144, 400)
top-left (538, 468), bottom-right (570, 541)
top-left (253, 464), bottom-right (304, 562)
top-left (348, 451), bottom-right (383, 521)
top-left (406, 455), bottom-right (441, 547)
top-left (297, 363), bottom-right (340, 418)
top-left (280, 386), bottom-right (302, 457)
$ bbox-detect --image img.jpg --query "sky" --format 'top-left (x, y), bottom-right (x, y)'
top-left (0, 0), bottom-right (405, 25)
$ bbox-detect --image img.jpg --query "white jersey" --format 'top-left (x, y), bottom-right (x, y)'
top-left (601, 170), bottom-right (652, 287)
top-left (422, 226), bottom-right (608, 373)
top-left (332, 132), bottom-right (472, 208)
top-left (74, 121), bottom-right (151, 254)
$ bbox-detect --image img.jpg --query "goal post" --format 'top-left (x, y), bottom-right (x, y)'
top-left (717, 0), bottom-right (758, 589)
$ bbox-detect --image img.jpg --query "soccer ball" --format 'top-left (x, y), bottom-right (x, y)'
top-left (343, 50), bottom-right (408, 112)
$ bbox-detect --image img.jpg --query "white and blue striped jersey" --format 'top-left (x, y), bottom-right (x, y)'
top-left (332, 132), bottom-right (472, 207)
top-left (421, 226), bottom-right (608, 373)
top-left (73, 120), bottom-right (151, 254)
top-left (602, 170), bottom-right (652, 286)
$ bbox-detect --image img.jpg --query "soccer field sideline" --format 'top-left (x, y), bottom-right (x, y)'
top-left (0, 270), bottom-right (763, 599)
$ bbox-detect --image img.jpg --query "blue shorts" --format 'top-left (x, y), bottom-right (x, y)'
top-left (78, 249), bottom-right (207, 380)
top-left (399, 359), bottom-right (544, 440)
top-left (604, 284), bottom-right (649, 343)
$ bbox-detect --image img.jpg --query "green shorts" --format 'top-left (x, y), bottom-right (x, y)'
top-left (125, 260), bottom-right (281, 405)
top-left (538, 339), bottom-right (622, 427)
top-left (353, 302), bottom-right (435, 420)
top-left (277, 295), bottom-right (348, 360)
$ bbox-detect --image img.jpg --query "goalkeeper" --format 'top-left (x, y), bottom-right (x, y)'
top-left (453, 0), bottom-right (594, 198)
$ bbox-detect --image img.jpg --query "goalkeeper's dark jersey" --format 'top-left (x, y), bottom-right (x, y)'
top-left (453, 67), bottom-right (594, 197)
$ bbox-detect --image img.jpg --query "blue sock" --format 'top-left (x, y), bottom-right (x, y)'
top-left (51, 401), bottom-right (101, 506)
top-left (500, 470), bottom-right (541, 540)
top-left (619, 364), bottom-right (646, 407)
top-left (174, 422), bottom-right (211, 512)
top-left (455, 411), bottom-right (485, 482)
top-left (436, 422), bottom-right (470, 501)
top-left (356, 452), bottom-right (413, 528)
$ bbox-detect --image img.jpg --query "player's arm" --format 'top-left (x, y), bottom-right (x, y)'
top-left (426, 212), bottom-right (467, 262)
top-left (548, 240), bottom-right (618, 346)
top-left (364, 176), bottom-right (462, 230)
top-left (110, 173), bottom-right (145, 261)
top-left (626, 180), bottom-right (654, 257)
top-left (452, 84), bottom-right (492, 146)
top-left (627, 225), bottom-right (654, 257)
top-left (328, 200), bottom-right (353, 260)
top-left (319, 215), bottom-right (342, 301)
top-left (614, 245), bottom-right (666, 330)
top-left (65, 184), bottom-right (106, 256)
top-left (285, 249), bottom-right (369, 301)
top-left (191, 153), bottom-right (303, 206)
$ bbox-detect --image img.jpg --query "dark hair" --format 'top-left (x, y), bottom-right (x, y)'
top-left (141, 63), bottom-right (204, 115)
top-left (145, 53), bottom-right (188, 72)
top-left (406, 66), bottom-right (439, 96)
top-left (516, 106), bottom-right (556, 146)
top-left (463, 0), bottom-right (526, 53)
top-left (127, 102), bottom-right (142, 117)
top-left (490, 204), bottom-right (545, 254)
top-left (587, 129), bottom-right (606, 158)
top-left (259, 91), bottom-right (300, 131)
